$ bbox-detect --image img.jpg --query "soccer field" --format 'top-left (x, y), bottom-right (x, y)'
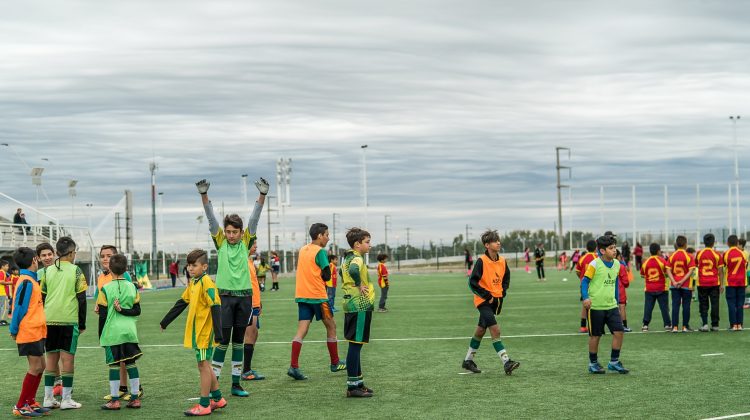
top-left (2, 268), bottom-right (749, 419)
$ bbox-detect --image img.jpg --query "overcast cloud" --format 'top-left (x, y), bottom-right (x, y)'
top-left (1, 0), bottom-right (749, 252)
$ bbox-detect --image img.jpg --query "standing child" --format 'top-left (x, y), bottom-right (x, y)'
top-left (581, 235), bottom-right (629, 374)
top-left (534, 243), bottom-right (546, 282)
top-left (640, 243), bottom-right (673, 332)
top-left (668, 236), bottom-right (696, 332)
top-left (376, 254), bottom-right (390, 313)
top-left (341, 228), bottom-right (377, 396)
top-left (464, 249), bottom-right (473, 276)
top-left (722, 235), bottom-right (747, 331)
top-left (558, 252), bottom-right (567, 271)
top-left (241, 242), bottom-right (265, 381)
top-left (0, 259), bottom-right (10, 326)
top-left (326, 254), bottom-right (339, 312)
top-left (570, 250), bottom-right (580, 272)
top-left (257, 258), bottom-right (270, 293)
top-left (9, 263), bottom-right (20, 316)
top-left (523, 248), bottom-right (530, 274)
top-left (270, 252), bottom-right (281, 291)
top-left (616, 250), bottom-right (631, 332)
top-left (160, 249), bottom-right (227, 416)
top-left (575, 240), bottom-right (598, 333)
top-left (696, 233), bottom-right (724, 332)
top-left (462, 229), bottom-right (520, 375)
top-left (35, 243), bottom-right (62, 398)
top-left (10, 247), bottom-right (50, 417)
top-left (40, 237), bottom-right (87, 410)
top-left (98, 254), bottom-right (143, 410)
top-left (287, 223), bottom-right (345, 380)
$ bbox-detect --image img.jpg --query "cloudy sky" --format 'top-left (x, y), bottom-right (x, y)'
top-left (1, 0), bottom-right (748, 253)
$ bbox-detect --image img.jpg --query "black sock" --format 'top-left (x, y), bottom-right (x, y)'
top-left (623, 319), bottom-right (628, 328)
top-left (611, 348), bottom-right (620, 362)
top-left (119, 385), bottom-right (128, 393)
top-left (580, 318), bottom-right (587, 328)
top-left (243, 344), bottom-right (254, 373)
top-left (589, 352), bottom-right (597, 363)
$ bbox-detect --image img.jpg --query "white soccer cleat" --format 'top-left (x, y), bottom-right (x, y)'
top-left (60, 398), bottom-right (82, 410)
top-left (43, 398), bottom-right (60, 409)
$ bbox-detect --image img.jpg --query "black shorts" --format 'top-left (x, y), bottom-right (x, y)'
top-left (477, 298), bottom-right (504, 328)
top-left (587, 308), bottom-right (624, 337)
top-left (46, 325), bottom-right (80, 355)
top-left (104, 342), bottom-right (142, 366)
top-left (272, 266), bottom-right (280, 274)
top-left (18, 339), bottom-right (45, 357)
top-left (344, 311), bottom-right (372, 343)
top-left (298, 302), bottom-right (333, 321)
top-left (220, 295), bottom-right (253, 329)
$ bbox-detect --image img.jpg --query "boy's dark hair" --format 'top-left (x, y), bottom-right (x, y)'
top-left (740, 238), bottom-right (747, 248)
top-left (13, 247), bottom-right (35, 270)
top-left (703, 233), bottom-right (715, 247)
top-left (56, 236), bottom-right (76, 257)
top-left (223, 214), bottom-right (243, 230)
top-left (481, 229), bottom-right (500, 245)
top-left (109, 254), bottom-right (128, 276)
top-left (0, 258), bottom-right (9, 269)
top-left (260, 258), bottom-right (267, 265)
top-left (35, 242), bottom-right (54, 256)
top-left (346, 227), bottom-right (371, 248)
top-left (328, 254), bottom-right (338, 261)
top-left (585, 239), bottom-right (597, 253)
top-left (728, 235), bottom-right (739, 247)
top-left (686, 247), bottom-right (696, 254)
top-left (309, 223), bottom-right (328, 240)
top-left (187, 249), bottom-right (208, 265)
top-left (596, 235), bottom-right (616, 250)
top-left (100, 244), bottom-right (118, 255)
top-left (649, 243), bottom-right (661, 256)
top-left (377, 253), bottom-right (388, 262)
top-left (674, 235), bottom-right (687, 250)
top-left (616, 249), bottom-right (622, 259)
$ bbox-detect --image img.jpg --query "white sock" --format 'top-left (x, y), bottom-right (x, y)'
top-left (109, 381), bottom-right (120, 399)
top-left (44, 386), bottom-right (53, 400)
top-left (62, 387), bottom-right (72, 401)
top-left (211, 361), bottom-right (224, 379)
top-left (498, 349), bottom-right (509, 363)
top-left (465, 348), bottom-right (477, 361)
top-left (129, 377), bottom-right (140, 397)
top-left (231, 361), bottom-right (242, 378)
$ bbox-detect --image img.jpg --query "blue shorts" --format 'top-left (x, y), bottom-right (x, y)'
top-left (298, 301), bottom-right (333, 321)
top-left (248, 307), bottom-right (261, 329)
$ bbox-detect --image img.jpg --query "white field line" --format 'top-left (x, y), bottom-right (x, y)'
top-left (0, 330), bottom-right (665, 352)
top-left (701, 413), bottom-right (750, 420)
top-left (701, 353), bottom-right (724, 357)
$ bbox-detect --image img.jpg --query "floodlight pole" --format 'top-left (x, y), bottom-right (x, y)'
top-left (361, 145), bottom-right (369, 264)
top-left (384, 215), bottom-right (391, 255)
top-left (241, 174), bottom-right (248, 208)
top-left (150, 161), bottom-right (157, 277)
top-left (332, 213), bottom-right (340, 254)
top-left (556, 147), bottom-right (570, 250)
top-left (664, 185), bottom-right (669, 245)
top-left (631, 185), bottom-right (636, 249)
top-left (731, 116), bottom-right (741, 236)
top-left (68, 180), bottom-right (78, 222)
top-left (696, 184), bottom-right (701, 247)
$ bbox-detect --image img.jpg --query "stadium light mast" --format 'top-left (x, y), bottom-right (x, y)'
top-left (68, 180), bottom-right (78, 222)
top-left (241, 174), bottom-right (248, 208)
top-left (361, 145), bottom-right (369, 264)
top-left (150, 161), bottom-right (157, 277)
top-left (731, 116), bottom-right (741, 236)
top-left (555, 147), bottom-right (571, 250)
top-left (384, 215), bottom-right (391, 255)
top-left (277, 158), bottom-right (292, 272)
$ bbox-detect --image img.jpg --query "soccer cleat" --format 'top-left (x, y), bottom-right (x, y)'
top-left (664, 325), bottom-right (672, 331)
top-left (711, 326), bottom-right (720, 332)
top-left (461, 359), bottom-right (482, 373)
top-left (241, 370), bottom-right (266, 381)
top-left (579, 327), bottom-right (588, 333)
top-left (683, 326), bottom-right (694, 332)
top-left (287, 367), bottom-right (308, 380)
top-left (52, 384), bottom-right (62, 397)
top-left (126, 399), bottom-right (141, 409)
top-left (623, 327), bottom-right (632, 333)
top-left (42, 399), bottom-right (59, 410)
top-left (184, 404), bottom-right (212, 416)
top-left (641, 325), bottom-right (649, 332)
top-left (12, 405), bottom-right (42, 418)
top-left (671, 326), bottom-right (678, 333)
top-left (103, 390), bottom-right (126, 401)
top-left (503, 360), bottom-right (520, 375)
top-left (0, 320), bottom-right (8, 326)
top-left (59, 398), bottom-right (82, 410)
top-left (27, 402), bottom-right (50, 416)
top-left (358, 384), bottom-right (374, 394)
top-left (377, 308), bottom-right (387, 313)
top-left (330, 362), bottom-right (347, 372)
top-left (230, 384), bottom-right (249, 397)
top-left (699, 324), bottom-right (710, 332)
top-left (101, 400), bottom-right (121, 410)
top-left (346, 387), bottom-right (373, 398)
top-left (588, 362), bottom-right (605, 374)
top-left (210, 397), bottom-right (227, 411)
top-left (607, 361), bottom-right (630, 374)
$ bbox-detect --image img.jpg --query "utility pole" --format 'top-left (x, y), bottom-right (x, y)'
top-left (556, 147), bottom-right (571, 250)
top-left (332, 213), bottom-right (340, 254)
top-left (149, 161), bottom-right (157, 277)
top-left (384, 215), bottom-right (391, 254)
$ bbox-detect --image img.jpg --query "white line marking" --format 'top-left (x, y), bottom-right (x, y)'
top-left (701, 353), bottom-right (725, 357)
top-left (701, 412), bottom-right (750, 420)
top-left (0, 330), bottom-right (663, 351)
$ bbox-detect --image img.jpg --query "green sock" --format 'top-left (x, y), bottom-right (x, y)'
top-left (44, 372), bottom-right (56, 387)
top-left (61, 373), bottom-right (74, 388)
top-left (210, 389), bottom-right (222, 401)
top-left (492, 340), bottom-right (505, 353)
top-left (470, 335), bottom-right (482, 350)
top-left (199, 396), bottom-right (210, 408)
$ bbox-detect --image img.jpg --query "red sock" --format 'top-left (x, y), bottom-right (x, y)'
top-left (291, 340), bottom-right (302, 368)
top-left (17, 373), bottom-right (34, 408)
top-left (327, 340), bottom-right (339, 365)
top-left (29, 373), bottom-right (42, 404)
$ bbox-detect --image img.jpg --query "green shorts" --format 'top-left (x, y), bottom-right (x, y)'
top-left (194, 347), bottom-right (214, 363)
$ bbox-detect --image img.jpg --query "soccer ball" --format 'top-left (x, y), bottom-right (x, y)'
top-left (562, 278), bottom-right (568, 282)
